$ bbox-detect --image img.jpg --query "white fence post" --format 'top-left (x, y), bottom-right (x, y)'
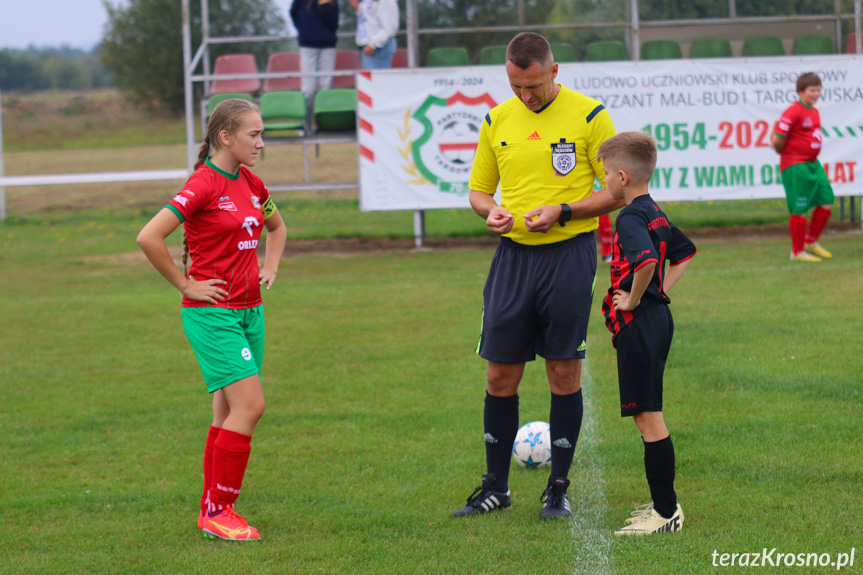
top-left (0, 88), bottom-right (6, 223)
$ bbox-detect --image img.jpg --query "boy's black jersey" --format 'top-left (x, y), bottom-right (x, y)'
top-left (602, 195), bottom-right (696, 342)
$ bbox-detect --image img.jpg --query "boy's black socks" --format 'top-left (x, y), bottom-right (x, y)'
top-left (643, 435), bottom-right (677, 518)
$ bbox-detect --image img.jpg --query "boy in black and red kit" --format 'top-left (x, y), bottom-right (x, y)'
top-left (598, 131), bottom-right (696, 536)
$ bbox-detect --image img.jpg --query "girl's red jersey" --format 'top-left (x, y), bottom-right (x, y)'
top-left (166, 159), bottom-right (271, 309)
top-left (774, 100), bottom-right (822, 172)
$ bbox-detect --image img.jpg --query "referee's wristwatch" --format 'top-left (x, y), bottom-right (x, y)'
top-left (558, 203), bottom-right (572, 227)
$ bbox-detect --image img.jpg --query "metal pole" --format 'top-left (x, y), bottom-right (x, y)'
top-left (850, 0), bottom-right (863, 229)
top-left (202, 0), bottom-right (212, 95)
top-left (406, 0), bottom-right (418, 67)
top-left (413, 209), bottom-right (425, 249)
top-left (631, 0), bottom-right (640, 60)
top-left (835, 0), bottom-right (843, 52)
top-left (182, 0), bottom-right (196, 173)
top-left (856, 0), bottom-right (862, 54)
top-left (0, 88), bottom-right (5, 222)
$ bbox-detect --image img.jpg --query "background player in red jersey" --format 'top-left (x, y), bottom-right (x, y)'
top-left (137, 99), bottom-right (286, 541)
top-left (598, 131), bottom-right (696, 536)
top-left (598, 213), bottom-right (614, 263)
top-left (772, 72), bottom-right (834, 262)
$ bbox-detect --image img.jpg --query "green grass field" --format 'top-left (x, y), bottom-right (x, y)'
top-left (2, 198), bottom-right (861, 574)
top-left (2, 90), bottom-right (862, 573)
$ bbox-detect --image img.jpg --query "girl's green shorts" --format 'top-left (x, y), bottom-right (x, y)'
top-left (181, 305), bottom-right (265, 393)
top-left (780, 161), bottom-right (834, 215)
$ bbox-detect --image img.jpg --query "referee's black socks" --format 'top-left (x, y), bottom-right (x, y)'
top-left (643, 435), bottom-right (677, 519)
top-left (484, 392), bottom-right (519, 492)
top-left (549, 389), bottom-right (583, 482)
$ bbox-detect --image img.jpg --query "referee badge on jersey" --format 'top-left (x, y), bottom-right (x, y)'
top-left (551, 142), bottom-right (576, 176)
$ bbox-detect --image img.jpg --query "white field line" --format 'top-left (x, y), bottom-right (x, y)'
top-left (569, 362), bottom-right (615, 575)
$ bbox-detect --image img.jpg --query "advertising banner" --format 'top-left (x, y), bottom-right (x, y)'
top-left (357, 56), bottom-right (863, 211)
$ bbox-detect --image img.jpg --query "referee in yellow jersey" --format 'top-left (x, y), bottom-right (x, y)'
top-left (452, 32), bottom-right (623, 520)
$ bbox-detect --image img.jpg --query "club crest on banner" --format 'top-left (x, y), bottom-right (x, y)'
top-left (409, 92), bottom-right (497, 194)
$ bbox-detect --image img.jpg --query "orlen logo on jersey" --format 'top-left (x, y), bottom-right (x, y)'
top-left (238, 217), bottom-right (260, 250)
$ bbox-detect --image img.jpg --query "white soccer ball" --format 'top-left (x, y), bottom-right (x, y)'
top-left (512, 421), bottom-right (552, 469)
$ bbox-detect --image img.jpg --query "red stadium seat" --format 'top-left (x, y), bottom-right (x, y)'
top-left (332, 50), bottom-right (360, 88)
top-left (210, 54), bottom-right (261, 95)
top-left (263, 52), bottom-right (301, 92)
top-left (847, 33), bottom-right (861, 54)
top-left (391, 48), bottom-right (409, 68)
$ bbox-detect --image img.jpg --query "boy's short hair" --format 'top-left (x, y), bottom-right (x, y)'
top-left (796, 72), bottom-right (822, 93)
top-left (597, 131), bottom-right (658, 184)
top-left (506, 32), bottom-right (553, 70)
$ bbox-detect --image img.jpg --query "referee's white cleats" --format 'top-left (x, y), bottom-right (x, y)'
top-left (804, 242), bottom-right (832, 259)
top-left (452, 473), bottom-right (511, 517)
top-left (615, 503), bottom-right (684, 536)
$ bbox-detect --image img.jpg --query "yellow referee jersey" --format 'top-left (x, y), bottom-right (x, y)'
top-left (469, 85), bottom-right (616, 245)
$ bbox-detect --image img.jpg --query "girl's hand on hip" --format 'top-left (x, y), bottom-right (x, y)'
top-left (258, 269), bottom-right (277, 290)
top-left (182, 278), bottom-right (228, 304)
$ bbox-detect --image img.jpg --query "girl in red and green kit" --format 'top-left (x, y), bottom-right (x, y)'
top-left (772, 72), bottom-right (835, 262)
top-left (137, 99), bottom-right (286, 541)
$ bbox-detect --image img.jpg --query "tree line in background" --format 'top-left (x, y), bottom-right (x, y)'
top-left (0, 47), bottom-right (113, 92)
top-left (1, 0), bottom-right (853, 116)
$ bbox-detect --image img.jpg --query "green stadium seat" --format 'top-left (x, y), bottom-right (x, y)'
top-left (313, 88), bottom-right (357, 133)
top-left (641, 40), bottom-right (683, 60)
top-left (585, 41), bottom-right (629, 61)
top-left (792, 34), bottom-right (835, 55)
top-left (427, 47), bottom-right (469, 67)
top-left (206, 92), bottom-right (255, 119)
top-left (259, 91), bottom-right (306, 134)
top-left (689, 37), bottom-right (733, 58)
top-left (203, 92), bottom-right (255, 134)
top-left (479, 45), bottom-right (508, 65)
top-left (550, 43), bottom-right (576, 62)
top-left (742, 36), bottom-right (786, 57)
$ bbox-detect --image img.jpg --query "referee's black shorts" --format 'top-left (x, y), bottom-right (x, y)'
top-left (615, 303), bottom-right (674, 417)
top-left (477, 232), bottom-right (596, 363)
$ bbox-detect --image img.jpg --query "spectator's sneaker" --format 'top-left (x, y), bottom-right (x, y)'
top-left (624, 502), bottom-right (654, 525)
top-left (804, 242), bottom-right (832, 259)
top-left (790, 251), bottom-right (821, 262)
top-left (202, 507), bottom-right (261, 541)
top-left (614, 503), bottom-right (684, 536)
top-left (539, 476), bottom-right (571, 520)
top-left (452, 473), bottom-right (511, 517)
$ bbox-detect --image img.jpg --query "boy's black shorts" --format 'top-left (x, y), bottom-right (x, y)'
top-left (616, 303), bottom-right (674, 417)
top-left (477, 232), bottom-right (596, 363)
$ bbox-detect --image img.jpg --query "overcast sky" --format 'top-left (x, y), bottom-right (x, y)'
top-left (0, 0), bottom-right (296, 50)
